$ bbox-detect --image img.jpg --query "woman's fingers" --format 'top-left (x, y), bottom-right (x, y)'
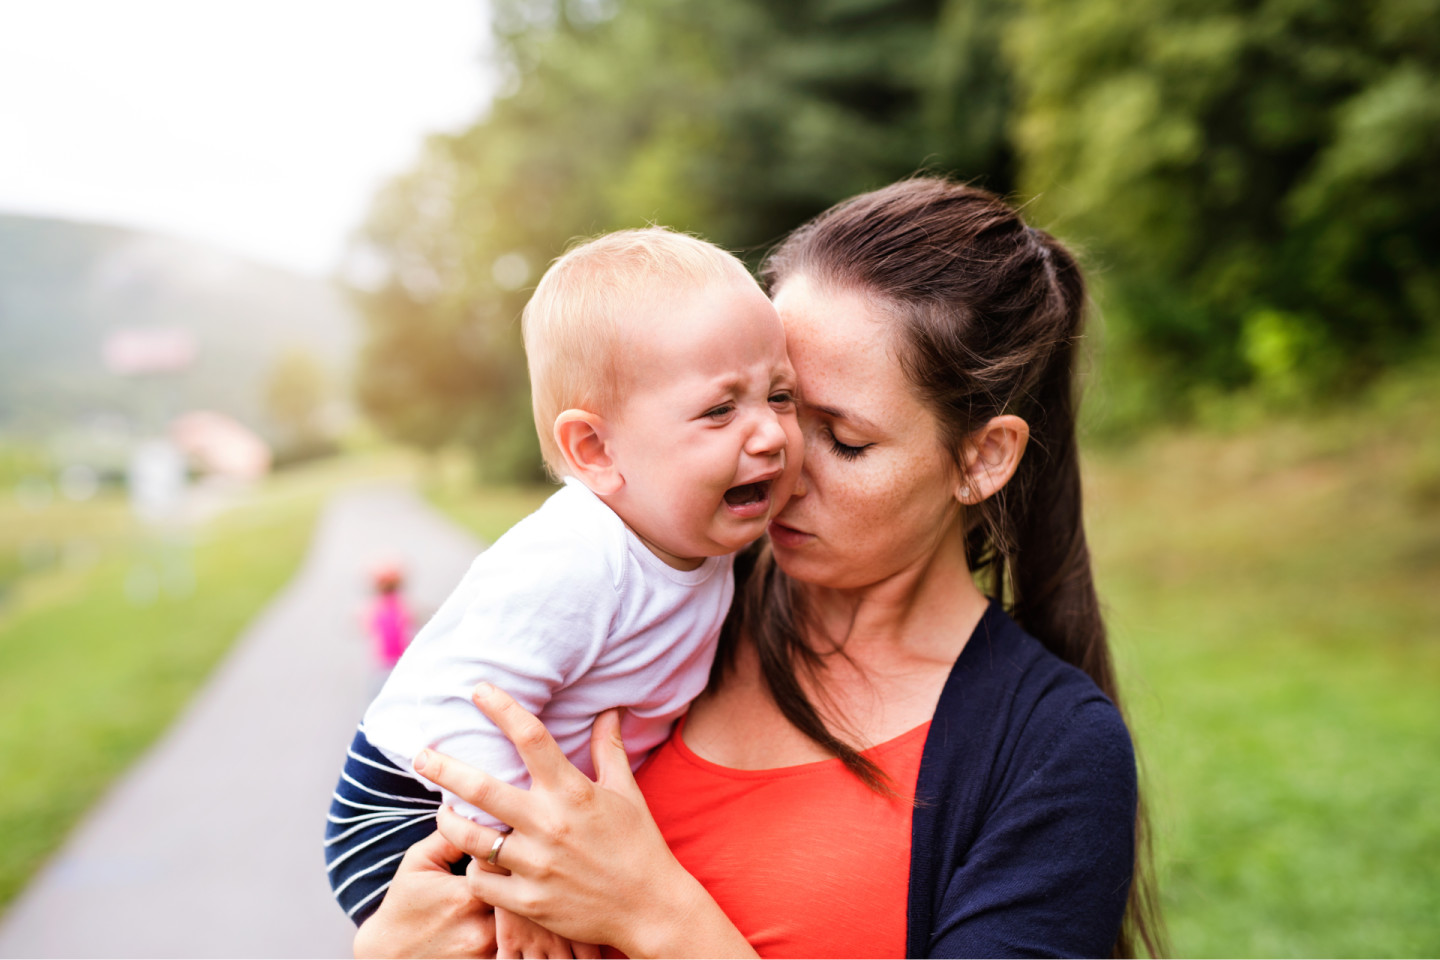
top-left (418, 692), bottom-right (714, 953)
top-left (460, 865), bottom-right (519, 919)
top-left (355, 827), bottom-right (497, 959)
top-left (438, 805), bottom-right (527, 874)
top-left (471, 682), bottom-right (581, 792)
top-left (414, 747), bottom-right (534, 829)
top-left (463, 837), bottom-right (510, 881)
top-left (571, 941), bottom-right (602, 959)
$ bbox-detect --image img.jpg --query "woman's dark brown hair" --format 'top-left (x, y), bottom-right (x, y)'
top-left (721, 176), bottom-right (1163, 956)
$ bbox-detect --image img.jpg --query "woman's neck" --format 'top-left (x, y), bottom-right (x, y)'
top-left (797, 533), bottom-right (988, 668)
top-left (686, 536), bottom-right (986, 765)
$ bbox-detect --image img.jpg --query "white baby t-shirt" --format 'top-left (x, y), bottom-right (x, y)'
top-left (363, 477), bottom-right (733, 827)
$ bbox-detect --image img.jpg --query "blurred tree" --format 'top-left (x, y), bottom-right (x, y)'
top-left (351, 0), bottom-right (1022, 478)
top-left (264, 347), bottom-right (330, 460)
top-left (355, 0), bottom-right (1440, 466)
top-left (1011, 0), bottom-right (1440, 402)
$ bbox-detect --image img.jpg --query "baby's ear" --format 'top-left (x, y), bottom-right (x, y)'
top-left (554, 410), bottom-right (622, 495)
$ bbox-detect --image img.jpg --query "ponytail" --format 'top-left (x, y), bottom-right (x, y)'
top-left (993, 230), bottom-right (1110, 687)
top-left (1001, 233), bottom-right (1165, 960)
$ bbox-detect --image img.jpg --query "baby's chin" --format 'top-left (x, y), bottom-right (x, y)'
top-left (660, 517), bottom-right (771, 562)
top-left (711, 510), bottom-right (785, 555)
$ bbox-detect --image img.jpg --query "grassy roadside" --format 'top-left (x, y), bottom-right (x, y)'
top-left (0, 456), bottom-right (402, 908)
top-left (1088, 372), bottom-right (1440, 956)
top-left (424, 482), bottom-right (554, 545)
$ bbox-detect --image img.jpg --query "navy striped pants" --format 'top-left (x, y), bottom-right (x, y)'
top-left (323, 726), bottom-right (460, 924)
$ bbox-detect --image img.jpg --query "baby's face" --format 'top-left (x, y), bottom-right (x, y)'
top-left (603, 278), bottom-right (803, 569)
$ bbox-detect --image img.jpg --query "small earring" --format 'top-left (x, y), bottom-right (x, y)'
top-left (959, 484), bottom-right (972, 503)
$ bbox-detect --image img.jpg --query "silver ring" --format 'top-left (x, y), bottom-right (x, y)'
top-left (485, 829), bottom-right (511, 867)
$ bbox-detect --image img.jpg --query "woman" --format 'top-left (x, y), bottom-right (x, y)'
top-left (355, 178), bottom-right (1163, 958)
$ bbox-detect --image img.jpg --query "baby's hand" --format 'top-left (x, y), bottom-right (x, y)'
top-left (495, 906), bottom-right (600, 959)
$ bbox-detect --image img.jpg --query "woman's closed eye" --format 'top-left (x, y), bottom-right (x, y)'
top-left (826, 427), bottom-right (872, 460)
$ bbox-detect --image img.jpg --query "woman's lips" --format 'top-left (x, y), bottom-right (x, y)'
top-left (767, 519), bottom-right (811, 548)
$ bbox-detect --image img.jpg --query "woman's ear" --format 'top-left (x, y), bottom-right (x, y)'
top-left (554, 409), bottom-right (623, 496)
top-left (956, 414), bottom-right (1029, 504)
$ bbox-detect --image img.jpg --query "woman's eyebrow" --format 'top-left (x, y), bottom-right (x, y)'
top-left (808, 401), bottom-right (880, 433)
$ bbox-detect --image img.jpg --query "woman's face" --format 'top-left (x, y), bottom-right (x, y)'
top-left (767, 274), bottom-right (966, 590)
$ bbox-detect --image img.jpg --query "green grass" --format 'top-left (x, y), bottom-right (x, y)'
top-left (0, 457), bottom-right (388, 908)
top-left (1088, 371), bottom-right (1440, 956)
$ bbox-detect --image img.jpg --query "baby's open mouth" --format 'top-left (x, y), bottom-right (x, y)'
top-left (724, 479), bottom-right (772, 507)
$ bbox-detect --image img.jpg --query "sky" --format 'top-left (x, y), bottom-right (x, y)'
top-left (0, 0), bottom-right (495, 277)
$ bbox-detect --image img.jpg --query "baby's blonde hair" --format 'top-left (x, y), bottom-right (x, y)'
top-left (523, 227), bottom-right (756, 478)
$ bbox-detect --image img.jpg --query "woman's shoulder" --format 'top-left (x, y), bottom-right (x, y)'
top-left (922, 602), bottom-right (1134, 796)
top-left (945, 602), bottom-right (1124, 719)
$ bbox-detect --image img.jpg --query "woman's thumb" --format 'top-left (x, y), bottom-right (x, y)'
top-left (404, 824), bottom-right (466, 872)
top-left (590, 708), bottom-right (640, 796)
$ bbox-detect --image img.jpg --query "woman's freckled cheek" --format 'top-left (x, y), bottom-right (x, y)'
top-left (867, 470), bottom-right (913, 517)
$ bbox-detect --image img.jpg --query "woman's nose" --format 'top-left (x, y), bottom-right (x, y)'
top-left (789, 461), bottom-right (809, 499)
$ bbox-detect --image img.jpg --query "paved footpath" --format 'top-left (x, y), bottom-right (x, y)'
top-left (0, 485), bottom-right (483, 958)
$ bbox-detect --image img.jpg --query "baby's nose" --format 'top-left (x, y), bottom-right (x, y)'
top-left (746, 410), bottom-right (788, 455)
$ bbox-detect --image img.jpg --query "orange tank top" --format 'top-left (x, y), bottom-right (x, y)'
top-left (633, 716), bottom-right (930, 959)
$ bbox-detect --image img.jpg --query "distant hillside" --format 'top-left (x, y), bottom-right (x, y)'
top-left (0, 213), bottom-right (358, 438)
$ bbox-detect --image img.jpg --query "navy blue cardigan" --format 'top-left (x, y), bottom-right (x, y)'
top-left (907, 602), bottom-right (1136, 958)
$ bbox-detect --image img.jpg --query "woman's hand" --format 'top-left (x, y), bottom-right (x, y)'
top-left (353, 828), bottom-right (496, 959)
top-left (415, 683), bottom-right (756, 959)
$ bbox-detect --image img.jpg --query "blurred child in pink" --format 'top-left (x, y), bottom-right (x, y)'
top-left (368, 565), bottom-right (412, 671)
